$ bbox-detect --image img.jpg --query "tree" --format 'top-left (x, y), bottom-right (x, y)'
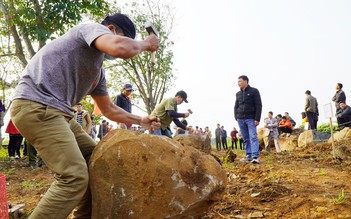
top-left (0, 0), bottom-right (109, 67)
top-left (106, 0), bottom-right (176, 115)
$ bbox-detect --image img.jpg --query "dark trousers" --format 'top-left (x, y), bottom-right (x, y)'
top-left (231, 140), bottom-right (237, 150)
top-left (215, 136), bottom-right (221, 150)
top-left (306, 111), bottom-right (316, 130)
top-left (161, 128), bottom-right (173, 138)
top-left (8, 134), bottom-right (23, 157)
top-left (279, 127), bottom-right (293, 134)
top-left (221, 137), bottom-right (228, 150)
top-left (336, 108), bottom-right (350, 128)
top-left (238, 139), bottom-right (244, 150)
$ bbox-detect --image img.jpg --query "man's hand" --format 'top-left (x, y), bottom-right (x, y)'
top-left (184, 112), bottom-right (190, 118)
top-left (146, 34), bottom-right (159, 52)
top-left (254, 120), bottom-right (260, 126)
top-left (140, 115), bottom-right (160, 132)
top-left (118, 123), bottom-right (127, 129)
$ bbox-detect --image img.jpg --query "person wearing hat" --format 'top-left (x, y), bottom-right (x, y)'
top-left (115, 83), bottom-right (134, 129)
top-left (10, 13), bottom-right (160, 219)
top-left (151, 90), bottom-right (191, 138)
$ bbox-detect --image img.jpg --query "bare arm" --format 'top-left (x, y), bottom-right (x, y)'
top-left (91, 94), bottom-right (160, 131)
top-left (93, 34), bottom-right (159, 59)
top-left (86, 113), bottom-right (93, 133)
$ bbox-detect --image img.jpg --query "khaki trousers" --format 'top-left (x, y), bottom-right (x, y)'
top-left (10, 99), bottom-right (96, 219)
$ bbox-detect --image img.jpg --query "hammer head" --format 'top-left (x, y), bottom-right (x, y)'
top-left (144, 21), bottom-right (158, 36)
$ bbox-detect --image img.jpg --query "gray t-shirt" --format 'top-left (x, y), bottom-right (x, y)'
top-left (13, 23), bottom-right (112, 115)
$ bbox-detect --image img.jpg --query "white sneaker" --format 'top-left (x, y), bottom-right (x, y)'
top-left (251, 158), bottom-right (260, 164)
top-left (240, 157), bottom-right (252, 163)
top-left (15, 155), bottom-right (20, 159)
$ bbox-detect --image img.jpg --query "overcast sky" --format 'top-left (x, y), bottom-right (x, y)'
top-left (159, 0), bottom-right (351, 132)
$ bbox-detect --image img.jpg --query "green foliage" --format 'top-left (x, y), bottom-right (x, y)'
top-left (79, 96), bottom-right (103, 125)
top-left (2, 0), bottom-right (109, 49)
top-left (317, 123), bottom-right (338, 134)
top-left (333, 189), bottom-right (346, 204)
top-left (0, 145), bottom-right (8, 158)
top-left (106, 0), bottom-right (176, 114)
top-left (3, 168), bottom-right (15, 175)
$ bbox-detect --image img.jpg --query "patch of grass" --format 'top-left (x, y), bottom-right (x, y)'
top-left (3, 168), bottom-right (16, 175)
top-left (333, 189), bottom-right (346, 204)
top-left (0, 146), bottom-right (8, 158)
top-left (221, 155), bottom-right (237, 168)
top-left (265, 153), bottom-right (274, 169)
top-left (268, 172), bottom-right (278, 179)
top-left (21, 180), bottom-right (46, 189)
top-left (317, 168), bottom-right (326, 176)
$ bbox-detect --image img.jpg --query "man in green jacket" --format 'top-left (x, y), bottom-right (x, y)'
top-left (152, 90), bottom-right (190, 138)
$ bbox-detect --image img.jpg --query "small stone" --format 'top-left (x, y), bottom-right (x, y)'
top-left (251, 192), bottom-right (261, 197)
top-left (248, 211), bottom-right (264, 218)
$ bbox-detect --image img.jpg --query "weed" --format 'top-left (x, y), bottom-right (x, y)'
top-left (221, 155), bottom-right (237, 168)
top-left (21, 180), bottom-right (46, 189)
top-left (0, 146), bottom-right (8, 158)
top-left (333, 189), bottom-right (346, 204)
top-left (3, 168), bottom-right (16, 175)
top-left (317, 168), bottom-right (326, 176)
top-left (267, 172), bottom-right (278, 182)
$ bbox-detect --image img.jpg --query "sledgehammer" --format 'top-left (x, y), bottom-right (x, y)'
top-left (144, 21), bottom-right (158, 65)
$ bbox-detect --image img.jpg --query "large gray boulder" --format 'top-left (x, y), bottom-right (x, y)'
top-left (89, 130), bottom-right (227, 219)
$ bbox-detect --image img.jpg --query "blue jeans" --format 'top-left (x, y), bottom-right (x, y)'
top-left (154, 128), bottom-right (173, 138)
top-left (237, 119), bottom-right (259, 158)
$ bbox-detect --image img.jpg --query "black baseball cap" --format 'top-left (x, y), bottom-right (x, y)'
top-left (175, 90), bottom-right (188, 103)
top-left (103, 13), bottom-right (136, 39)
top-left (123, 83), bottom-right (133, 91)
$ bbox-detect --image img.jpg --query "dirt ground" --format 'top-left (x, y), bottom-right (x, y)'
top-left (1, 141), bottom-right (351, 219)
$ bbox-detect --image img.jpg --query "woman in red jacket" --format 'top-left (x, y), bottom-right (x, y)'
top-left (5, 120), bottom-right (23, 159)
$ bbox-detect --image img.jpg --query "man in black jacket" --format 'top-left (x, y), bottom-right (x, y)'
top-left (332, 83), bottom-right (346, 129)
top-left (234, 75), bottom-right (262, 164)
top-left (337, 102), bottom-right (351, 129)
top-left (115, 83), bottom-right (133, 129)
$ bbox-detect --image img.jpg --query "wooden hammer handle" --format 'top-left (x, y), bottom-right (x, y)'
top-left (151, 51), bottom-right (156, 65)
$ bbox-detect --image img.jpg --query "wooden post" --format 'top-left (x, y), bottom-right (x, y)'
top-left (329, 117), bottom-right (336, 158)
